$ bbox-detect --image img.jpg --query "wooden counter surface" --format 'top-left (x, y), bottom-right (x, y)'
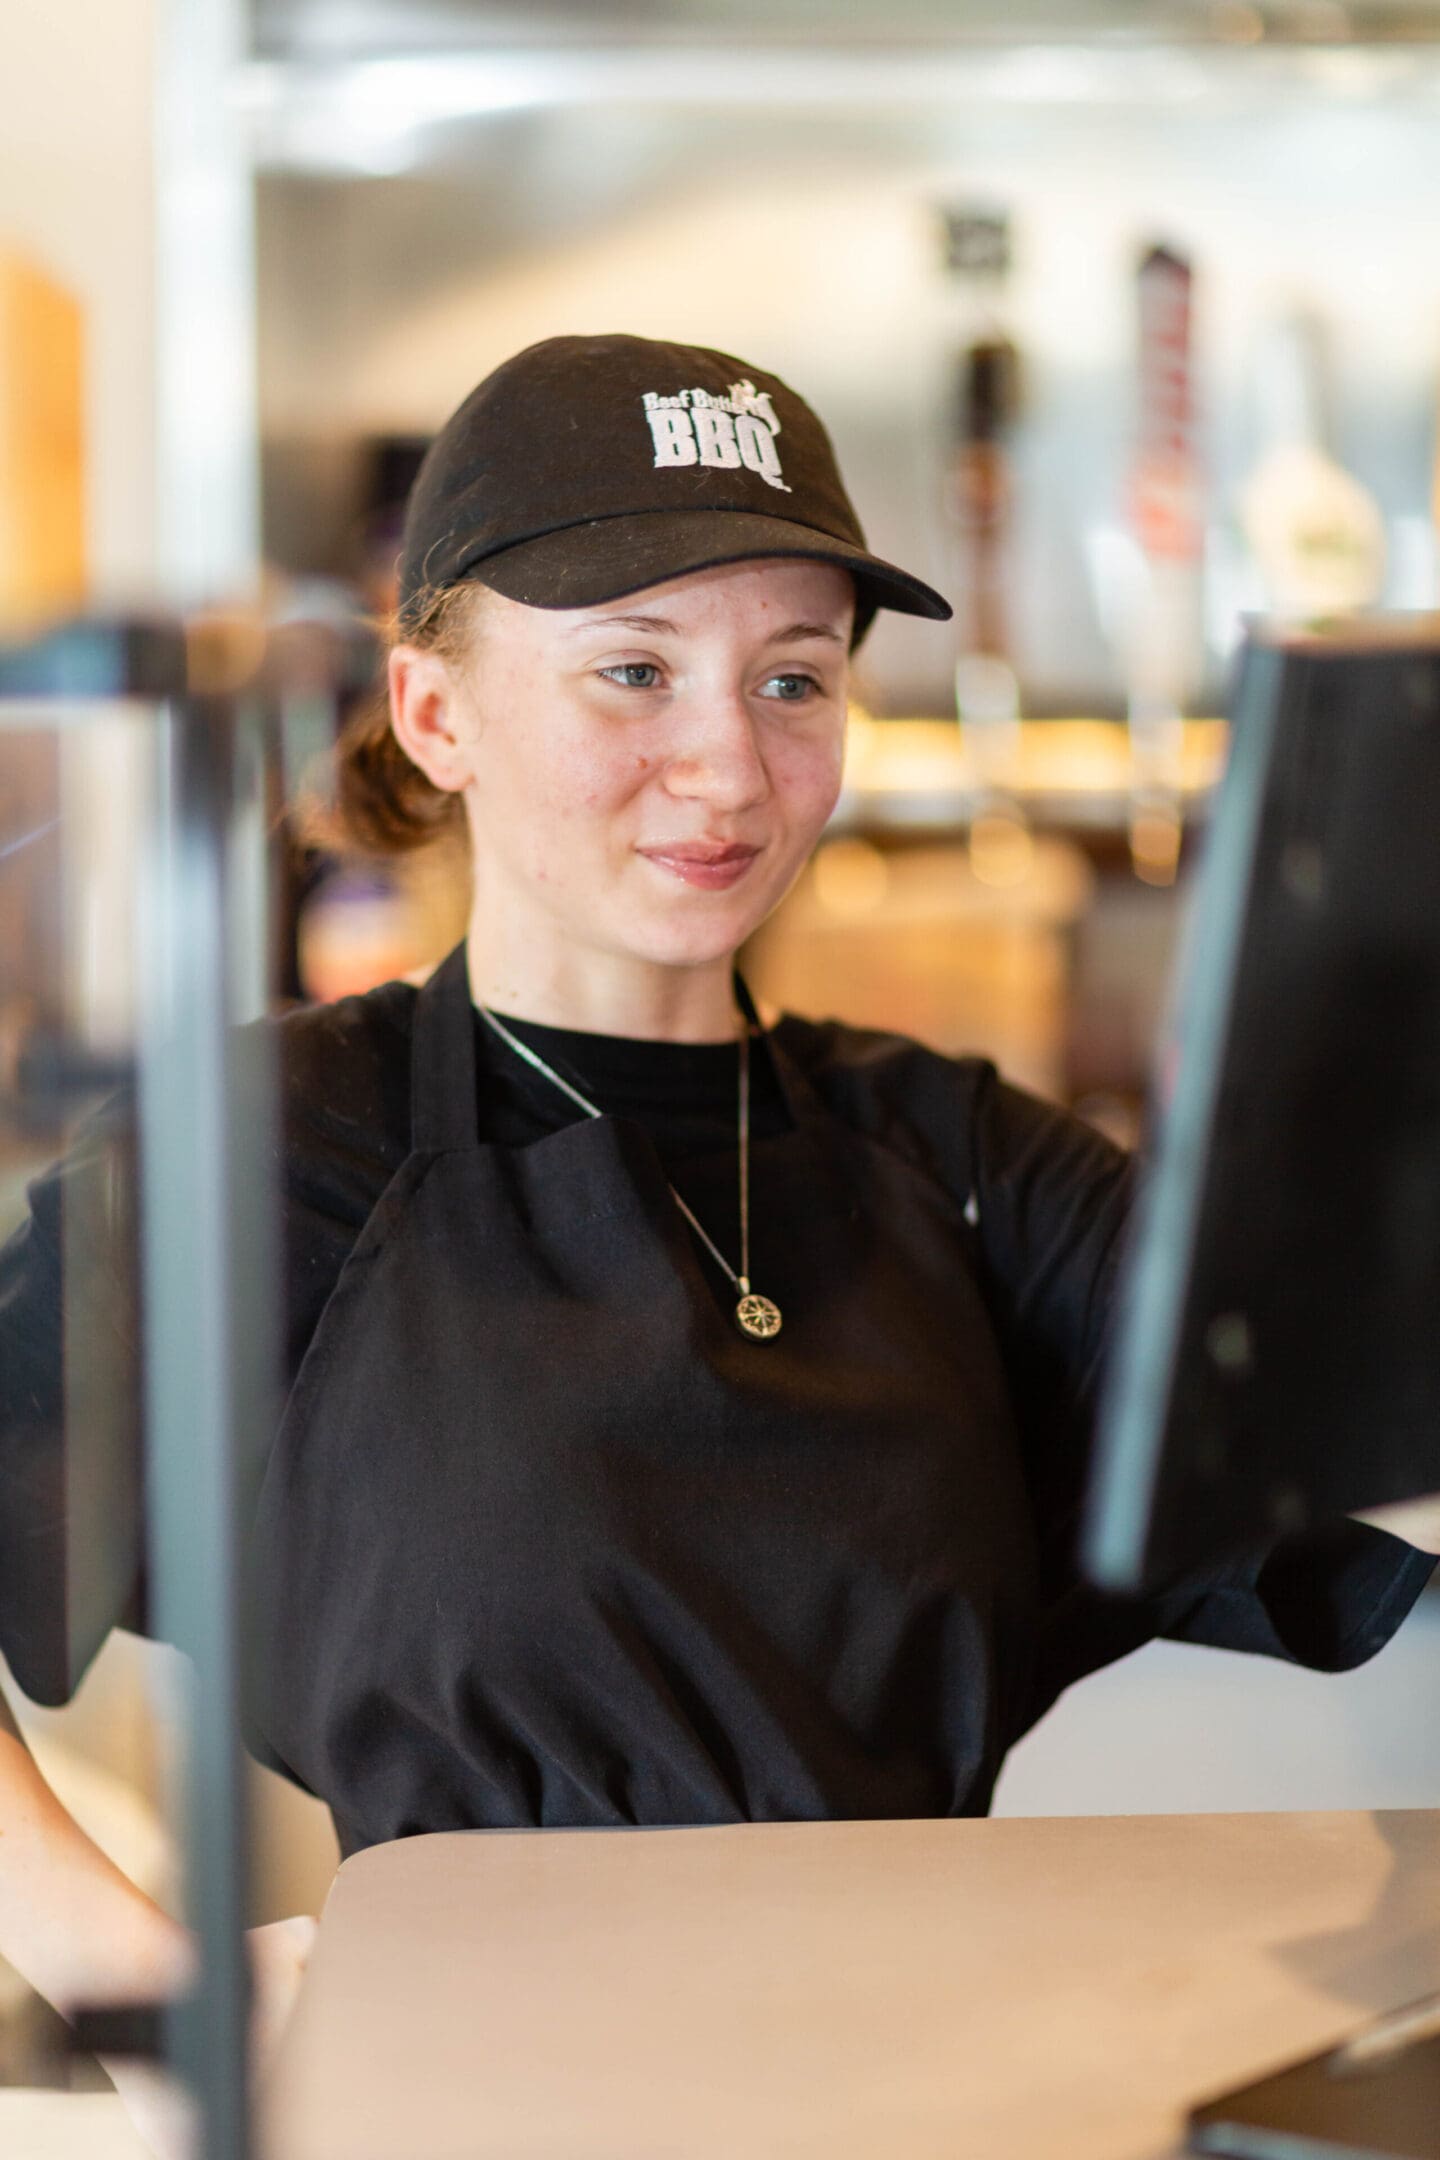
top-left (262, 1810), bottom-right (1440, 2160)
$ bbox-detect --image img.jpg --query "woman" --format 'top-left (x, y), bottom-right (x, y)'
top-left (1, 335), bottom-right (1436, 2132)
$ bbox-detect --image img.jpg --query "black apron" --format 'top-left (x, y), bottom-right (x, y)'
top-left (244, 946), bottom-right (1039, 1859)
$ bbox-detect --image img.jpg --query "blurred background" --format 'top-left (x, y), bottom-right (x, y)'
top-left (4, 0), bottom-right (1440, 2100)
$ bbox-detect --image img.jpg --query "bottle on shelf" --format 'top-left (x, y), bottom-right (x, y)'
top-left (938, 206), bottom-right (1029, 887)
top-left (1125, 241), bottom-right (1206, 886)
top-left (1238, 303), bottom-right (1386, 619)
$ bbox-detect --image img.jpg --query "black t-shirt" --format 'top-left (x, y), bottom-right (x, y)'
top-left (0, 980), bottom-right (1432, 1797)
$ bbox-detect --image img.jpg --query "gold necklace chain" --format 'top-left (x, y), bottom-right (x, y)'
top-left (475, 1004), bottom-right (783, 1342)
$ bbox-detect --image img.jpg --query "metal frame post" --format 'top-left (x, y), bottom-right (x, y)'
top-left (1, 621), bottom-right (274, 2160)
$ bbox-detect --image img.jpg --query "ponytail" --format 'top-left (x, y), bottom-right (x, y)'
top-left (329, 583), bottom-right (484, 856)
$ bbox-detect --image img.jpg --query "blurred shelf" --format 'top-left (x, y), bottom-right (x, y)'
top-left (833, 715), bottom-right (1229, 835)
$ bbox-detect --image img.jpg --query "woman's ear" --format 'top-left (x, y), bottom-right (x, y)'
top-left (387, 645), bottom-right (476, 794)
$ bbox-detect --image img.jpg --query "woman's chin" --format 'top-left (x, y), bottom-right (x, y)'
top-left (620, 902), bottom-right (768, 972)
top-left (641, 855), bottom-right (803, 959)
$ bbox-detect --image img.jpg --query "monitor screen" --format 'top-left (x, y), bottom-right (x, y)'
top-left (1083, 620), bottom-right (1440, 1595)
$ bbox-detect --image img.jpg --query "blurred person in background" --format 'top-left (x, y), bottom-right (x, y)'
top-left (2, 334), bottom-right (1437, 2155)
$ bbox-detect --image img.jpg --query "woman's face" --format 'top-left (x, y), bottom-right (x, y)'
top-left (396, 557), bottom-right (854, 981)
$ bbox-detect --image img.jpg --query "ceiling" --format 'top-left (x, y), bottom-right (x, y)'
top-left (249, 0), bottom-right (1440, 60)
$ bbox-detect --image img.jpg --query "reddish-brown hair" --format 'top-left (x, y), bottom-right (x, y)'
top-left (330, 582), bottom-right (486, 856)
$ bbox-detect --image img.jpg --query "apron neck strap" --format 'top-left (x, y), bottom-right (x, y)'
top-left (732, 968), bottom-right (763, 1032)
top-left (411, 942), bottom-right (479, 1150)
top-left (734, 966), bottom-right (822, 1131)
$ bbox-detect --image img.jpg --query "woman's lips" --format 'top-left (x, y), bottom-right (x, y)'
top-left (636, 843), bottom-right (761, 891)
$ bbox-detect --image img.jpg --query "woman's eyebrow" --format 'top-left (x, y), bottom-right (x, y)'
top-left (565, 616), bottom-right (847, 642)
top-left (768, 622), bottom-right (846, 646)
top-left (568, 613), bottom-right (678, 636)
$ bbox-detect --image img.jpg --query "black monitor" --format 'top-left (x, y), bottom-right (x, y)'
top-left (1083, 619), bottom-right (1440, 1596)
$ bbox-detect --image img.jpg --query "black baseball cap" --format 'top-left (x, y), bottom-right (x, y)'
top-left (397, 333), bottom-right (951, 646)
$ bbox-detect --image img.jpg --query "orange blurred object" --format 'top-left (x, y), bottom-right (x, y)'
top-left (0, 250), bottom-right (86, 629)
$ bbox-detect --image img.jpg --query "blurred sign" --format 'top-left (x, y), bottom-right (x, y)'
top-left (0, 252), bottom-right (86, 630)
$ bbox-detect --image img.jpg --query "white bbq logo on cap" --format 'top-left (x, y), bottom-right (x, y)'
top-left (641, 380), bottom-right (790, 493)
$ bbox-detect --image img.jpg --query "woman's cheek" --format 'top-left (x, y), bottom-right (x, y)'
top-left (776, 731), bottom-right (845, 840)
top-left (513, 741), bottom-right (611, 827)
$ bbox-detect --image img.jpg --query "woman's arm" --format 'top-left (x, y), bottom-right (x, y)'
top-left (0, 1674), bottom-right (195, 2020)
top-left (1, 1677), bottom-right (319, 2158)
top-left (1349, 1495), bottom-right (1440, 1555)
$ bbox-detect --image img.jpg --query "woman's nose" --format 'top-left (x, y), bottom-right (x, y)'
top-left (663, 692), bottom-right (771, 809)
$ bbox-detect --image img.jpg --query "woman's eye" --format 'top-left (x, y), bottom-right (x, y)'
top-left (762, 673), bottom-right (819, 702)
top-left (599, 662), bottom-right (662, 690)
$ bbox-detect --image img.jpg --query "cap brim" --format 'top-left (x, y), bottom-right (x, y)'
top-left (459, 509), bottom-right (952, 625)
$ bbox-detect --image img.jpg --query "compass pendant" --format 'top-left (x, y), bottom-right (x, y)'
top-left (736, 1292), bottom-right (783, 1341)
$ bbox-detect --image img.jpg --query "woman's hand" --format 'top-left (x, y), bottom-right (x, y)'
top-left (1350, 1493), bottom-right (1440, 1555)
top-left (246, 1912), bottom-right (320, 2075)
top-left (102, 1913), bottom-right (319, 2159)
